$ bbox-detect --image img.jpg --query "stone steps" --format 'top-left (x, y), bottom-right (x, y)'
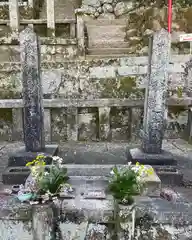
top-left (85, 54), bottom-right (132, 59)
top-left (86, 20), bottom-right (127, 50)
top-left (86, 19), bottom-right (127, 26)
top-left (87, 47), bottom-right (130, 55)
top-left (88, 40), bottom-right (129, 48)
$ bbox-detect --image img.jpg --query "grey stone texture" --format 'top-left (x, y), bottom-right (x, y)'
top-left (142, 29), bottom-right (170, 154)
top-left (19, 27), bottom-right (45, 152)
top-left (0, 53), bottom-right (190, 142)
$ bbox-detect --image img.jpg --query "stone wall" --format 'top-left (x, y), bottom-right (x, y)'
top-left (0, 55), bottom-right (190, 141)
top-left (0, 0), bottom-right (191, 142)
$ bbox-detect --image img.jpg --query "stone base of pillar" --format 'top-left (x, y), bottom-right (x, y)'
top-left (7, 144), bottom-right (58, 167)
top-left (127, 147), bottom-right (177, 166)
top-left (127, 148), bottom-right (183, 185)
top-left (2, 144), bottom-right (58, 184)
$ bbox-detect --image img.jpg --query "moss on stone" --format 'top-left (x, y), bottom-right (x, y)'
top-left (99, 77), bottom-right (144, 99)
top-left (0, 108), bottom-right (12, 123)
top-left (47, 28), bottom-right (55, 38)
top-left (168, 106), bottom-right (186, 117)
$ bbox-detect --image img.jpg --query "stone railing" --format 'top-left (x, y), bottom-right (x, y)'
top-left (0, 0), bottom-right (77, 38)
top-left (0, 96), bottom-right (191, 142)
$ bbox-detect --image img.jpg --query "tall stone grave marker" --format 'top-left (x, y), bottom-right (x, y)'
top-left (3, 28), bottom-right (58, 183)
top-left (20, 27), bottom-right (45, 152)
top-left (129, 29), bottom-right (176, 165)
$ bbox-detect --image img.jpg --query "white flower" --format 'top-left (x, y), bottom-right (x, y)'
top-left (52, 156), bottom-right (63, 165)
top-left (44, 172), bottom-right (49, 176)
top-left (52, 156), bottom-right (60, 161)
top-left (128, 162), bottom-right (132, 166)
top-left (110, 170), bottom-right (114, 175)
top-left (29, 201), bottom-right (39, 205)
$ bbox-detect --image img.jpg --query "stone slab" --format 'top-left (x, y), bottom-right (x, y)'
top-left (62, 198), bottom-right (114, 223)
top-left (8, 144), bottom-right (58, 167)
top-left (0, 220), bottom-right (33, 240)
top-left (128, 147), bottom-right (177, 165)
top-left (0, 194), bottom-right (32, 220)
top-left (2, 166), bottom-right (31, 185)
top-left (141, 165), bottom-right (161, 196)
top-left (154, 166), bottom-right (183, 186)
top-left (135, 196), bottom-right (192, 226)
top-left (2, 144), bottom-right (58, 184)
top-left (59, 221), bottom-right (88, 240)
top-left (83, 190), bottom-right (106, 199)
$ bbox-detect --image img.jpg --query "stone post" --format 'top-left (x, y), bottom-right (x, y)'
top-left (20, 27), bottom-right (45, 152)
top-left (46, 0), bottom-right (55, 37)
top-left (142, 29), bottom-right (170, 154)
top-left (129, 29), bottom-right (176, 166)
top-left (2, 27), bottom-right (58, 184)
top-left (9, 0), bottom-right (20, 35)
top-left (75, 9), bottom-right (85, 56)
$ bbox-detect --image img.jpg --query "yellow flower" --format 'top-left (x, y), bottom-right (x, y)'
top-left (26, 161), bottom-right (33, 167)
top-left (146, 168), bottom-right (154, 175)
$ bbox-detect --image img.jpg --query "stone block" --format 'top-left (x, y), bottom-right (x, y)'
top-left (7, 144), bottom-right (58, 167)
top-left (61, 198), bottom-right (114, 223)
top-left (2, 166), bottom-right (30, 185)
top-left (89, 66), bottom-right (115, 78)
top-left (154, 166), bottom-right (183, 186)
top-left (0, 220), bottom-right (32, 240)
top-left (128, 147), bottom-right (177, 165)
top-left (117, 65), bottom-right (147, 76)
top-left (59, 221), bottom-right (88, 239)
top-left (141, 165), bottom-right (161, 196)
top-left (0, 194), bottom-right (32, 220)
top-left (2, 144), bottom-right (58, 184)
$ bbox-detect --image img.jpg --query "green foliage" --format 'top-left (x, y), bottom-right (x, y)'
top-left (26, 154), bottom-right (69, 196)
top-left (108, 166), bottom-right (143, 204)
top-left (38, 166), bottom-right (69, 195)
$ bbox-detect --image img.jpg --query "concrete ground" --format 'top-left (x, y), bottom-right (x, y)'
top-left (1, 139), bottom-right (192, 200)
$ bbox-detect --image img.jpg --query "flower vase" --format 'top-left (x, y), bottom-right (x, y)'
top-left (114, 198), bottom-right (136, 240)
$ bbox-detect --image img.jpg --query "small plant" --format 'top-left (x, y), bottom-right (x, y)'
top-left (108, 162), bottom-right (153, 205)
top-left (176, 86), bottom-right (183, 98)
top-left (18, 154), bottom-right (70, 203)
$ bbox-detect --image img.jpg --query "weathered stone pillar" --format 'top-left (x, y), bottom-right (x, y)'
top-left (129, 29), bottom-right (176, 166)
top-left (2, 28), bottom-right (58, 181)
top-left (142, 30), bottom-right (170, 154)
top-left (46, 0), bottom-right (55, 37)
top-left (75, 9), bottom-right (85, 56)
top-left (20, 27), bottom-right (45, 152)
top-left (9, 0), bottom-right (19, 35)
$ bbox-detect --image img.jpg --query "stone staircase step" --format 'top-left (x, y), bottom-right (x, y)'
top-left (87, 47), bottom-right (130, 55)
top-left (89, 40), bottom-right (129, 48)
top-left (86, 18), bottom-right (127, 26)
top-left (85, 54), bottom-right (131, 60)
top-left (87, 25), bottom-right (126, 39)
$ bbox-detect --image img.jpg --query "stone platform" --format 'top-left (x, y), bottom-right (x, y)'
top-left (2, 144), bottom-right (58, 185)
top-left (1, 187), bottom-right (192, 240)
top-left (8, 144), bottom-right (59, 167)
top-left (128, 148), bottom-right (177, 165)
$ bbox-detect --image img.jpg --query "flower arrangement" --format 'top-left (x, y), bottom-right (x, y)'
top-left (18, 154), bottom-right (70, 204)
top-left (108, 162), bottom-right (154, 205)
